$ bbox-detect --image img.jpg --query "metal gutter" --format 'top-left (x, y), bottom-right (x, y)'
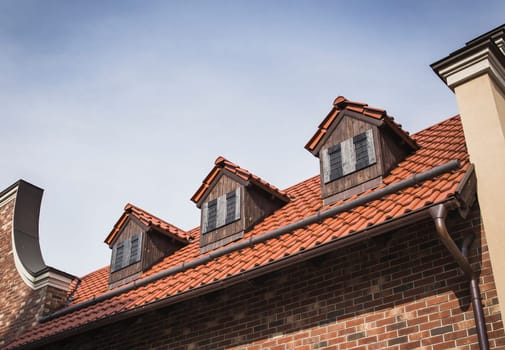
top-left (40, 159), bottom-right (461, 323)
top-left (20, 202), bottom-right (457, 350)
top-left (430, 203), bottom-right (489, 350)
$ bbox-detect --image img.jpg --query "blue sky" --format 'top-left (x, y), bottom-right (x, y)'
top-left (1, 1), bottom-right (503, 276)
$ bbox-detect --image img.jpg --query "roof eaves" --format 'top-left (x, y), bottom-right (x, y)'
top-left (191, 156), bottom-right (289, 206)
top-left (305, 96), bottom-right (417, 155)
top-left (37, 159), bottom-right (461, 322)
top-left (104, 204), bottom-right (189, 246)
top-left (12, 195), bottom-right (461, 350)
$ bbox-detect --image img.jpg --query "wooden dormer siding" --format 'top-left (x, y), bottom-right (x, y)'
top-left (306, 97), bottom-right (417, 205)
top-left (193, 157), bottom-right (289, 253)
top-left (109, 217), bottom-right (145, 286)
top-left (199, 173), bottom-right (244, 251)
top-left (106, 205), bottom-right (189, 288)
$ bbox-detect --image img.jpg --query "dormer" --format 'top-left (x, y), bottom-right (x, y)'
top-left (104, 204), bottom-right (190, 288)
top-left (305, 96), bottom-right (418, 205)
top-left (192, 157), bottom-right (290, 253)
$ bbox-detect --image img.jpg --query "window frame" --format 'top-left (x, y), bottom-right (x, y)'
top-left (201, 188), bottom-right (241, 234)
top-left (322, 129), bottom-right (376, 183)
top-left (111, 232), bottom-right (143, 272)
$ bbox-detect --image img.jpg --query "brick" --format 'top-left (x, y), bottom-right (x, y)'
top-left (430, 325), bottom-right (453, 336)
top-left (387, 320), bottom-right (407, 331)
top-left (346, 331), bottom-right (365, 341)
top-left (388, 336), bottom-right (408, 346)
top-left (1, 205), bottom-right (504, 350)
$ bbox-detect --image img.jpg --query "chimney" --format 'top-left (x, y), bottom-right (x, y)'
top-left (432, 24), bottom-right (505, 318)
top-left (0, 180), bottom-right (76, 347)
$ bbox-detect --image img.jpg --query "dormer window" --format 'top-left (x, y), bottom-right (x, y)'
top-left (305, 96), bottom-right (418, 205)
top-left (322, 129), bottom-right (376, 183)
top-left (110, 232), bottom-right (143, 272)
top-left (202, 188), bottom-right (241, 234)
top-left (192, 157), bottom-right (290, 253)
top-left (105, 204), bottom-right (190, 288)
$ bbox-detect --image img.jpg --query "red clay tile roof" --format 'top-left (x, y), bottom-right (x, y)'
top-left (104, 203), bottom-right (191, 246)
top-left (8, 114), bottom-right (469, 349)
top-left (305, 96), bottom-right (418, 154)
top-left (191, 156), bottom-right (290, 205)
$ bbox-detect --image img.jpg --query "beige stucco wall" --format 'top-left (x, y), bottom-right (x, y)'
top-left (454, 73), bottom-right (505, 318)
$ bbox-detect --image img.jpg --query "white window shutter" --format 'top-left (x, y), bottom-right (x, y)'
top-left (216, 195), bottom-right (227, 227)
top-left (322, 148), bottom-right (331, 183)
top-left (129, 232), bottom-right (142, 265)
top-left (201, 202), bottom-right (209, 233)
top-left (366, 129), bottom-right (376, 164)
top-left (234, 188), bottom-right (241, 221)
top-left (110, 244), bottom-right (118, 272)
top-left (122, 238), bottom-right (131, 269)
top-left (341, 138), bottom-right (356, 175)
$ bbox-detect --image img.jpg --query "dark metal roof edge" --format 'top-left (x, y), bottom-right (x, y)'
top-left (12, 181), bottom-right (47, 276)
top-left (32, 266), bottom-right (77, 281)
top-left (431, 29), bottom-right (505, 84)
top-left (0, 179), bottom-right (44, 201)
top-left (466, 24), bottom-right (505, 47)
top-left (5, 180), bottom-right (77, 282)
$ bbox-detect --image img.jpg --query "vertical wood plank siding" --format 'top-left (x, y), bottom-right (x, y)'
top-left (319, 115), bottom-right (410, 201)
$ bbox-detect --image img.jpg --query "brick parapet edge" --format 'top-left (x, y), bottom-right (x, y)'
top-left (0, 190), bottom-right (68, 347)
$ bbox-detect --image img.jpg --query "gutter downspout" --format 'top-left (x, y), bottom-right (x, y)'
top-left (462, 234), bottom-right (489, 350)
top-left (430, 204), bottom-right (489, 350)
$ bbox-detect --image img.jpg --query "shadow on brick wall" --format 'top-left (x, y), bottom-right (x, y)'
top-left (29, 205), bottom-right (505, 349)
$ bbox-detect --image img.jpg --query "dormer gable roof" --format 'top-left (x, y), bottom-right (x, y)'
top-left (191, 156), bottom-right (290, 207)
top-left (104, 203), bottom-right (190, 246)
top-left (6, 115), bottom-right (476, 349)
top-left (305, 96), bottom-right (418, 156)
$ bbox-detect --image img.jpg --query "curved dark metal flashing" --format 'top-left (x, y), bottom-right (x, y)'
top-left (4, 180), bottom-right (77, 288)
top-left (40, 159), bottom-right (461, 323)
top-left (12, 180), bottom-right (48, 276)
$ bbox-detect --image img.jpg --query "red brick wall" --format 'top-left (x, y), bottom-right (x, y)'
top-left (0, 193), bottom-right (68, 348)
top-left (26, 205), bottom-right (505, 349)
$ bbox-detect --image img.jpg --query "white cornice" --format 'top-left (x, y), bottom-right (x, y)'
top-left (437, 45), bottom-right (505, 93)
top-left (495, 37), bottom-right (505, 54)
top-left (11, 226), bottom-right (74, 291)
top-left (0, 186), bottom-right (17, 208)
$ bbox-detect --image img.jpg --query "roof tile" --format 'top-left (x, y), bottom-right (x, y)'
top-left (191, 156), bottom-right (290, 205)
top-left (104, 204), bottom-right (190, 246)
top-left (8, 115), bottom-right (471, 349)
top-left (305, 96), bottom-right (417, 153)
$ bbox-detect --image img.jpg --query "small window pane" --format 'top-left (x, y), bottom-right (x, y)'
top-left (113, 243), bottom-right (125, 271)
top-left (207, 199), bottom-right (218, 231)
top-left (225, 191), bottom-right (236, 224)
top-left (202, 189), bottom-right (241, 232)
top-left (129, 235), bottom-right (140, 265)
top-left (328, 144), bottom-right (343, 181)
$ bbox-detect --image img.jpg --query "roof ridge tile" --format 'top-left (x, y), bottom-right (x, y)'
top-left (191, 156), bottom-right (289, 204)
